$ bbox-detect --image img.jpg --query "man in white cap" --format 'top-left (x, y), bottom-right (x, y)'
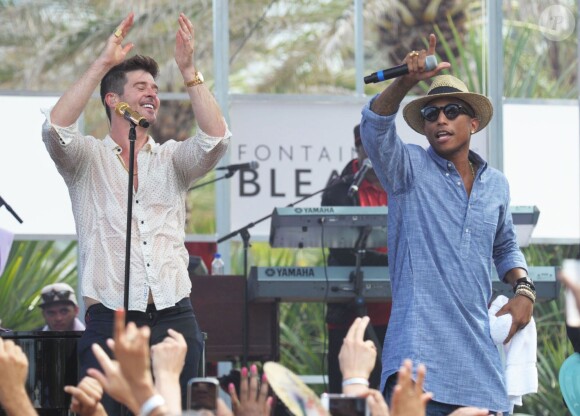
top-left (360, 34), bottom-right (535, 415)
top-left (39, 283), bottom-right (85, 331)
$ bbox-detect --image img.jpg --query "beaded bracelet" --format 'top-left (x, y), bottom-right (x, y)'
top-left (515, 287), bottom-right (536, 304)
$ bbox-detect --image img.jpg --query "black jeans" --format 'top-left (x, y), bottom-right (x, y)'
top-left (79, 298), bottom-right (203, 416)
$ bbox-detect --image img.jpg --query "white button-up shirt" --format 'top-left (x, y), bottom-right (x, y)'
top-left (42, 109), bottom-right (231, 311)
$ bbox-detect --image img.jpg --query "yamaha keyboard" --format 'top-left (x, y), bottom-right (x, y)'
top-left (269, 206), bottom-right (388, 248)
top-left (248, 266), bottom-right (560, 302)
top-left (268, 205), bottom-right (540, 248)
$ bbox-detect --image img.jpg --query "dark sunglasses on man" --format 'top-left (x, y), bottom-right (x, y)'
top-left (420, 103), bottom-right (475, 122)
top-left (41, 289), bottom-right (72, 303)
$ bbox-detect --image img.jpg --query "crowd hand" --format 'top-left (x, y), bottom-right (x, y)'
top-left (216, 397), bottom-right (235, 416)
top-left (151, 328), bottom-right (187, 415)
top-left (0, 338), bottom-right (36, 416)
top-left (109, 308), bottom-right (161, 409)
top-left (175, 13), bottom-right (196, 73)
top-left (87, 343), bottom-right (140, 415)
top-left (366, 389), bottom-right (390, 416)
top-left (339, 316), bottom-right (376, 395)
top-left (109, 309), bottom-right (152, 386)
top-left (447, 408), bottom-right (492, 416)
top-left (401, 34), bottom-right (450, 85)
top-left (64, 376), bottom-right (107, 416)
top-left (390, 359), bottom-right (432, 416)
top-left (99, 12), bottom-right (135, 68)
top-left (151, 328), bottom-right (187, 379)
top-left (495, 295), bottom-right (533, 344)
top-left (559, 270), bottom-right (580, 312)
top-left (229, 364), bottom-right (272, 416)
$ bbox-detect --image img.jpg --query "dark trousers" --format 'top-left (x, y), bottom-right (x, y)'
top-left (327, 324), bottom-right (387, 393)
top-left (78, 298), bottom-right (203, 416)
top-left (383, 374), bottom-right (503, 416)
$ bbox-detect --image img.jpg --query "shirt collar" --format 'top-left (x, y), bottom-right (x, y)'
top-left (427, 146), bottom-right (488, 175)
top-left (104, 135), bottom-right (157, 153)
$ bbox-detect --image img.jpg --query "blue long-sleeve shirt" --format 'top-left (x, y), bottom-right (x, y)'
top-left (361, 97), bottom-right (527, 412)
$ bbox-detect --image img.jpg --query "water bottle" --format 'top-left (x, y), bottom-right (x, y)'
top-left (211, 253), bottom-right (225, 275)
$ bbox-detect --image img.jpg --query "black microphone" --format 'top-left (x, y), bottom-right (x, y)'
top-left (216, 161), bottom-right (259, 171)
top-left (347, 159), bottom-right (373, 198)
top-left (115, 102), bottom-right (150, 128)
top-left (364, 55), bottom-right (438, 84)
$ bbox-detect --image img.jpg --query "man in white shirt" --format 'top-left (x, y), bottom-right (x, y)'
top-left (42, 12), bottom-right (230, 415)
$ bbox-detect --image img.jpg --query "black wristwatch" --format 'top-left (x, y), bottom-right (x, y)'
top-left (513, 276), bottom-right (535, 292)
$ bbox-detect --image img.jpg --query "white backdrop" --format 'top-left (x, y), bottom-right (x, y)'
top-left (0, 95), bottom-right (76, 238)
top-left (0, 94), bottom-right (577, 244)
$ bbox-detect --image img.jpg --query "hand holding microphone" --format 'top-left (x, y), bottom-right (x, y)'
top-left (364, 55), bottom-right (438, 84)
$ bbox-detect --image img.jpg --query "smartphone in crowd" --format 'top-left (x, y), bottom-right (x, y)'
top-left (564, 259), bottom-right (580, 327)
top-left (320, 393), bottom-right (370, 416)
top-left (187, 377), bottom-right (219, 412)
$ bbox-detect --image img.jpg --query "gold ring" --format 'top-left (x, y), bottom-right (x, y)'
top-left (410, 51), bottom-right (419, 57)
top-left (114, 28), bottom-right (123, 38)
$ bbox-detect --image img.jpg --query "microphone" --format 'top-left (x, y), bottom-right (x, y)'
top-left (364, 55), bottom-right (438, 84)
top-left (348, 159), bottom-right (372, 198)
top-left (115, 102), bottom-right (150, 128)
top-left (216, 161), bottom-right (259, 171)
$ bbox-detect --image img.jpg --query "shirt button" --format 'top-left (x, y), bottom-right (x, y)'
top-left (465, 228), bottom-right (470, 233)
top-left (147, 263), bottom-right (150, 267)
top-left (136, 200), bottom-right (139, 204)
top-left (141, 221), bottom-right (144, 224)
top-left (143, 241), bottom-right (147, 245)
top-left (445, 173), bottom-right (449, 177)
top-left (457, 181), bottom-right (461, 186)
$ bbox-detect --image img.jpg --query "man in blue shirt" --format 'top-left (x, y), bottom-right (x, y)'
top-left (360, 34), bottom-right (536, 415)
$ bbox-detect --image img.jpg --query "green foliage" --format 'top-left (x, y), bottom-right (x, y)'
top-left (519, 297), bottom-right (572, 415)
top-left (0, 240), bottom-right (78, 330)
top-left (279, 302), bottom-right (327, 394)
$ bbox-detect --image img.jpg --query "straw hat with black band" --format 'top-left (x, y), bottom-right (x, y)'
top-left (403, 75), bottom-right (494, 135)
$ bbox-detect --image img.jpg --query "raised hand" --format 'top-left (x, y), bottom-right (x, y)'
top-left (402, 34), bottom-right (450, 83)
top-left (151, 328), bottom-right (188, 415)
top-left (100, 12), bottom-right (135, 68)
top-left (175, 12), bottom-right (195, 73)
top-left (389, 359), bottom-right (432, 416)
top-left (339, 316), bottom-right (377, 396)
top-left (366, 389), bottom-right (391, 416)
top-left (229, 365), bottom-right (272, 416)
top-left (87, 343), bottom-right (140, 414)
top-left (64, 376), bottom-right (107, 416)
top-left (151, 328), bottom-right (187, 379)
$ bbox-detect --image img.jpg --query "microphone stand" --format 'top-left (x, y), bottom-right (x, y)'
top-left (0, 195), bottom-right (23, 223)
top-left (348, 185), bottom-right (382, 359)
top-left (216, 175), bottom-right (353, 366)
top-left (350, 226), bottom-right (381, 351)
top-left (188, 168), bottom-right (241, 191)
top-left (123, 123), bottom-right (138, 313)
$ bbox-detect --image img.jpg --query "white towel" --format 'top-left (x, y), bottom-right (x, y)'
top-left (488, 295), bottom-right (538, 414)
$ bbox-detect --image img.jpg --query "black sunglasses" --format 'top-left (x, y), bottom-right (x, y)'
top-left (420, 103), bottom-right (474, 122)
top-left (41, 289), bottom-right (72, 303)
